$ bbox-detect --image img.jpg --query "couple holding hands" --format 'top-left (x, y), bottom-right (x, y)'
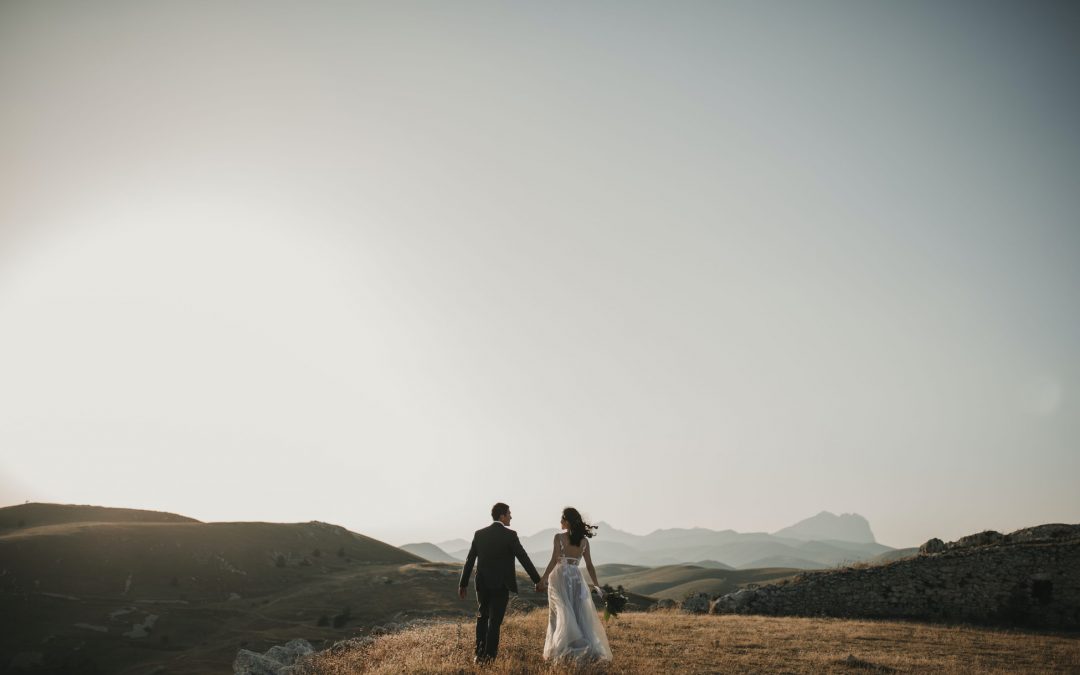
top-left (458, 502), bottom-right (613, 664)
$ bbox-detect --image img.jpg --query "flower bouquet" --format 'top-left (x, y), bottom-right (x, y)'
top-left (599, 584), bottom-right (628, 621)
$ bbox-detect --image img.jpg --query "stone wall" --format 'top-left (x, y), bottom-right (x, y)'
top-left (709, 523), bottom-right (1080, 628)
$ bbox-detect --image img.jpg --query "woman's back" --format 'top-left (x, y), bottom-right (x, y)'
top-left (557, 532), bottom-right (586, 562)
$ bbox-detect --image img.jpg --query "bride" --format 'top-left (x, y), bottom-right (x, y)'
top-left (538, 507), bottom-right (613, 663)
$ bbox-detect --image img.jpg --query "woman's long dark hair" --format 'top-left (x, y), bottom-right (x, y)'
top-left (563, 507), bottom-right (597, 547)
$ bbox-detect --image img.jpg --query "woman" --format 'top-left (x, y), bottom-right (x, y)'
top-left (538, 507), bottom-right (613, 663)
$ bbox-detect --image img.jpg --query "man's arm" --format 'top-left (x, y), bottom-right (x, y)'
top-left (458, 538), bottom-right (477, 598)
top-left (511, 531), bottom-right (542, 585)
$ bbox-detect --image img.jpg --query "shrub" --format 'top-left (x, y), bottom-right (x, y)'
top-left (333, 607), bottom-right (351, 628)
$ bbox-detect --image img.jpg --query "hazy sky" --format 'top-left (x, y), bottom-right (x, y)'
top-left (2, 1), bottom-right (1078, 549)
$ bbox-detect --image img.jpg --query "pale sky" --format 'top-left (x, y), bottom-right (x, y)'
top-left (1, 1), bottom-right (1078, 550)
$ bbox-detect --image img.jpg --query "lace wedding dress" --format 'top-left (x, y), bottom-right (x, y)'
top-left (543, 535), bottom-right (613, 663)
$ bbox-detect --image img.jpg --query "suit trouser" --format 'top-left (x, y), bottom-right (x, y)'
top-left (475, 585), bottom-right (511, 658)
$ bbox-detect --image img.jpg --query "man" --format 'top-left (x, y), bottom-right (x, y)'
top-left (458, 502), bottom-right (542, 662)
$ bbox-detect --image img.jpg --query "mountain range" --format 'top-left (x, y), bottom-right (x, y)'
top-left (428, 511), bottom-right (898, 569)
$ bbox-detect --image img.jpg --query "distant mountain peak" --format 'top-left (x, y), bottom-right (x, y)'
top-left (773, 511), bottom-right (876, 544)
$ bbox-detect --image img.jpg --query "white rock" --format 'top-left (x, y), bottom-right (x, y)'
top-left (233, 639), bottom-right (314, 675)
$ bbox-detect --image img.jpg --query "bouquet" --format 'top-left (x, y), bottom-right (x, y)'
top-left (598, 584), bottom-right (628, 621)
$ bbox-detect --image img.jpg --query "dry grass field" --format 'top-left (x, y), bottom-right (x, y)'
top-left (301, 610), bottom-right (1080, 674)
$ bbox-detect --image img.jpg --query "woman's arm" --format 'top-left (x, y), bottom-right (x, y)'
top-left (540, 533), bottom-right (560, 585)
top-left (582, 539), bottom-right (600, 588)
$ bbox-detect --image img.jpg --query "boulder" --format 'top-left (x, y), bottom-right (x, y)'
top-left (710, 588), bottom-right (757, 614)
top-left (233, 638), bottom-right (313, 675)
top-left (919, 538), bottom-right (945, 555)
top-left (680, 592), bottom-right (711, 614)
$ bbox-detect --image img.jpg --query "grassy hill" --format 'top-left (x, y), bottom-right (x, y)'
top-left (296, 611), bottom-right (1080, 673)
top-left (0, 502), bottom-right (199, 530)
top-left (0, 503), bottom-right (480, 675)
top-left (596, 564), bottom-right (800, 601)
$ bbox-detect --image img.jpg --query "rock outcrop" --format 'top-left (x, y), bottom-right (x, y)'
top-left (919, 538), bottom-right (945, 555)
top-left (233, 638), bottom-right (314, 675)
top-left (710, 523), bottom-right (1080, 628)
top-left (680, 592), bottom-right (711, 614)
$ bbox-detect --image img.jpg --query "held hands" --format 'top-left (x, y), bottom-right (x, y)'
top-left (535, 579), bottom-right (547, 593)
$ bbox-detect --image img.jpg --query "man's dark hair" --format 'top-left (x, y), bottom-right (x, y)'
top-left (491, 503), bottom-right (510, 521)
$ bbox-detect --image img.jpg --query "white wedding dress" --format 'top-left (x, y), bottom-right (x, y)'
top-left (543, 535), bottom-right (613, 663)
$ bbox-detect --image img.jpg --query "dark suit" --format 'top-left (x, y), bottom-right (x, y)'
top-left (458, 522), bottom-right (541, 659)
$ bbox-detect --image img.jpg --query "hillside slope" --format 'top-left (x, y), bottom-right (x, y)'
top-left (0, 507), bottom-right (474, 675)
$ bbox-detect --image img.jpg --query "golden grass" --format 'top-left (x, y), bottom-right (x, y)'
top-left (300, 610), bottom-right (1080, 674)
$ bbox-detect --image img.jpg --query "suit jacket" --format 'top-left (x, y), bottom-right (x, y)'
top-left (458, 522), bottom-right (541, 593)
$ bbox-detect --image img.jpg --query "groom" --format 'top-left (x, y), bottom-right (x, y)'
top-left (457, 502), bottom-right (542, 663)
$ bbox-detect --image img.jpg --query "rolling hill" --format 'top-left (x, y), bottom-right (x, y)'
top-left (595, 564), bottom-right (800, 601)
top-left (0, 503), bottom-right (479, 675)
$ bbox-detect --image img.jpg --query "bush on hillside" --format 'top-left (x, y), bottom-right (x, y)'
top-left (333, 607), bottom-right (351, 629)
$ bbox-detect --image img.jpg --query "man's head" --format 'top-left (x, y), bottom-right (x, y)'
top-left (491, 502), bottom-right (511, 525)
